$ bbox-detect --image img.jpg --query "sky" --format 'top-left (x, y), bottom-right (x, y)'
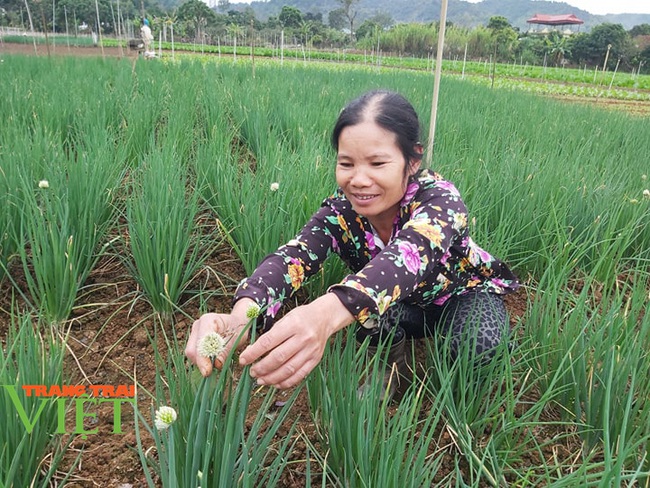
top-left (227, 0), bottom-right (650, 15)
top-left (444, 0), bottom-right (650, 15)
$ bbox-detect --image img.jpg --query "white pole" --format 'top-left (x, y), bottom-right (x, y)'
top-left (461, 41), bottom-right (467, 79)
top-left (94, 0), bottom-right (104, 56)
top-left (64, 5), bottom-right (69, 51)
top-left (23, 0), bottom-right (37, 54)
top-left (609, 58), bottom-right (621, 90)
top-left (426, 0), bottom-right (448, 167)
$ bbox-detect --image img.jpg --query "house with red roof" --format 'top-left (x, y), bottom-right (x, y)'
top-left (527, 14), bottom-right (584, 35)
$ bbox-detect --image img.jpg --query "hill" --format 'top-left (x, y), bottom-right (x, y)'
top-left (230, 0), bottom-right (650, 31)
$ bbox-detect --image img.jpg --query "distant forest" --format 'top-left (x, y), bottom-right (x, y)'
top-left (227, 0), bottom-right (650, 32)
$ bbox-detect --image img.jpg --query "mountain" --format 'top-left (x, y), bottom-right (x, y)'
top-left (230, 0), bottom-right (650, 31)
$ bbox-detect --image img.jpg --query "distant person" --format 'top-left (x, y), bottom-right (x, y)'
top-left (140, 18), bottom-right (154, 57)
top-left (186, 90), bottom-right (520, 398)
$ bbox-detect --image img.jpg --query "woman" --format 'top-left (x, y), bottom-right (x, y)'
top-left (185, 90), bottom-right (519, 395)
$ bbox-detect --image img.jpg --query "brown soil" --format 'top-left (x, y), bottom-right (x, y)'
top-left (0, 42), bottom-right (134, 58)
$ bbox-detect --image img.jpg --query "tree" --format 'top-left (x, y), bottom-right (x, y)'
top-left (569, 23), bottom-right (633, 69)
top-left (368, 11), bottom-right (393, 30)
top-left (486, 15), bottom-right (518, 62)
top-left (279, 5), bottom-right (302, 30)
top-left (487, 15), bottom-right (511, 31)
top-left (544, 31), bottom-right (570, 66)
top-left (304, 12), bottom-right (322, 24)
top-left (629, 23), bottom-right (650, 37)
top-left (637, 45), bottom-right (650, 73)
top-left (336, 0), bottom-right (360, 41)
top-left (328, 8), bottom-right (346, 30)
top-left (298, 20), bottom-right (312, 47)
top-left (355, 11), bottom-right (393, 39)
top-left (356, 19), bottom-right (381, 40)
top-left (217, 0), bottom-right (230, 14)
top-left (227, 21), bottom-right (243, 58)
top-left (176, 0), bottom-right (216, 42)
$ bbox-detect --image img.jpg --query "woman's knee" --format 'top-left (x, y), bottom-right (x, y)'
top-left (442, 291), bottom-right (510, 360)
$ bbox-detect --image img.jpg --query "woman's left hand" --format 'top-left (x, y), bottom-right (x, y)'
top-left (239, 293), bottom-right (354, 389)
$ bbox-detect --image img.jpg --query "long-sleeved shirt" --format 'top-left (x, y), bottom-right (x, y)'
top-left (234, 169), bottom-right (519, 329)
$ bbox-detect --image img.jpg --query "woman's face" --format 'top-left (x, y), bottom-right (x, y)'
top-left (336, 120), bottom-right (420, 232)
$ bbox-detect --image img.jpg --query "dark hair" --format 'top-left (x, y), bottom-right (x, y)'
top-left (331, 90), bottom-right (423, 175)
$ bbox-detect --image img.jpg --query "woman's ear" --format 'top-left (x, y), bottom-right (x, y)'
top-left (408, 159), bottom-right (422, 176)
top-left (408, 143), bottom-right (424, 175)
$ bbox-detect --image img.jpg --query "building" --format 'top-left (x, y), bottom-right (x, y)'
top-left (526, 14), bottom-right (584, 35)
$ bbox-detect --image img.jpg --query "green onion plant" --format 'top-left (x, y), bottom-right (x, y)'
top-left (0, 311), bottom-right (70, 487)
top-left (135, 316), bottom-right (302, 487)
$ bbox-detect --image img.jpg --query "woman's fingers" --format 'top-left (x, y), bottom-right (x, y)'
top-left (254, 347), bottom-right (319, 389)
top-left (185, 313), bottom-right (248, 377)
top-left (239, 315), bottom-right (325, 388)
top-left (239, 320), bottom-right (292, 366)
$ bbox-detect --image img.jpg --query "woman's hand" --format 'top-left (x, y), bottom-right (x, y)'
top-left (185, 298), bottom-right (256, 376)
top-left (239, 293), bottom-right (354, 389)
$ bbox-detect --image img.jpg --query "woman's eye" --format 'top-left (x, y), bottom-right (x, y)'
top-left (371, 162), bottom-right (386, 167)
top-left (337, 162), bottom-right (353, 168)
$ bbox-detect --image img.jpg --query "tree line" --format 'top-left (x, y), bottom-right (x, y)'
top-left (2, 0), bottom-right (649, 73)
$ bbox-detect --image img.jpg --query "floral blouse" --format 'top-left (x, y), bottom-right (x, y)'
top-left (234, 169), bottom-right (519, 329)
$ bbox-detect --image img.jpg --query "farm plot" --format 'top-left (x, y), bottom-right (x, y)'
top-left (0, 54), bottom-right (649, 487)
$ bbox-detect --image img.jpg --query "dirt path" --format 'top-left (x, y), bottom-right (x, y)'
top-left (0, 42), bottom-right (134, 58)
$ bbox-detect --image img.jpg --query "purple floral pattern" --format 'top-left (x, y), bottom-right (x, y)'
top-left (234, 169), bottom-right (519, 327)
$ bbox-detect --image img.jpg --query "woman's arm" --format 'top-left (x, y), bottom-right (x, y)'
top-left (328, 177), bottom-right (469, 327)
top-left (186, 198), bottom-right (345, 378)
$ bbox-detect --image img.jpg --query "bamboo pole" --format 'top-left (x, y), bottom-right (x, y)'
top-left (425, 0), bottom-right (448, 168)
top-left (37, 0), bottom-right (51, 57)
top-left (94, 0), bottom-right (104, 56)
top-left (64, 4), bottom-right (69, 52)
top-left (23, 0), bottom-right (37, 54)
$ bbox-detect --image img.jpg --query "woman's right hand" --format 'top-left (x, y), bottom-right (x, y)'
top-left (185, 304), bottom-right (252, 376)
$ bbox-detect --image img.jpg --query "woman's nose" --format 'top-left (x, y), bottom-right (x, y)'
top-left (350, 167), bottom-right (371, 187)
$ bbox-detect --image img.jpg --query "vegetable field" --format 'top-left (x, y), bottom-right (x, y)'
top-left (1, 53), bottom-right (649, 487)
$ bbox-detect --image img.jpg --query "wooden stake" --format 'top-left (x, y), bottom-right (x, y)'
top-left (425, 0), bottom-right (448, 168)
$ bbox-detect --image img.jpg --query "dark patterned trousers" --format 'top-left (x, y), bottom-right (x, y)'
top-left (373, 290), bottom-right (510, 360)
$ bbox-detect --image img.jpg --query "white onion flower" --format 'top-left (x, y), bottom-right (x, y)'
top-left (270, 182), bottom-right (280, 192)
top-left (246, 304), bottom-right (261, 319)
top-left (154, 406), bottom-right (177, 431)
top-left (38, 180), bottom-right (49, 189)
top-left (197, 332), bottom-right (227, 359)
top-left (643, 189), bottom-right (650, 199)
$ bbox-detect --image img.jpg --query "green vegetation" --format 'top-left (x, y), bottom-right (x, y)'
top-left (2, 0), bottom-right (650, 73)
top-left (0, 314), bottom-right (70, 486)
top-left (0, 54), bottom-right (649, 486)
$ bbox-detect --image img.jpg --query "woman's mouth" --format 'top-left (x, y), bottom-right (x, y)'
top-left (352, 193), bottom-right (378, 207)
top-left (353, 194), bottom-right (378, 202)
